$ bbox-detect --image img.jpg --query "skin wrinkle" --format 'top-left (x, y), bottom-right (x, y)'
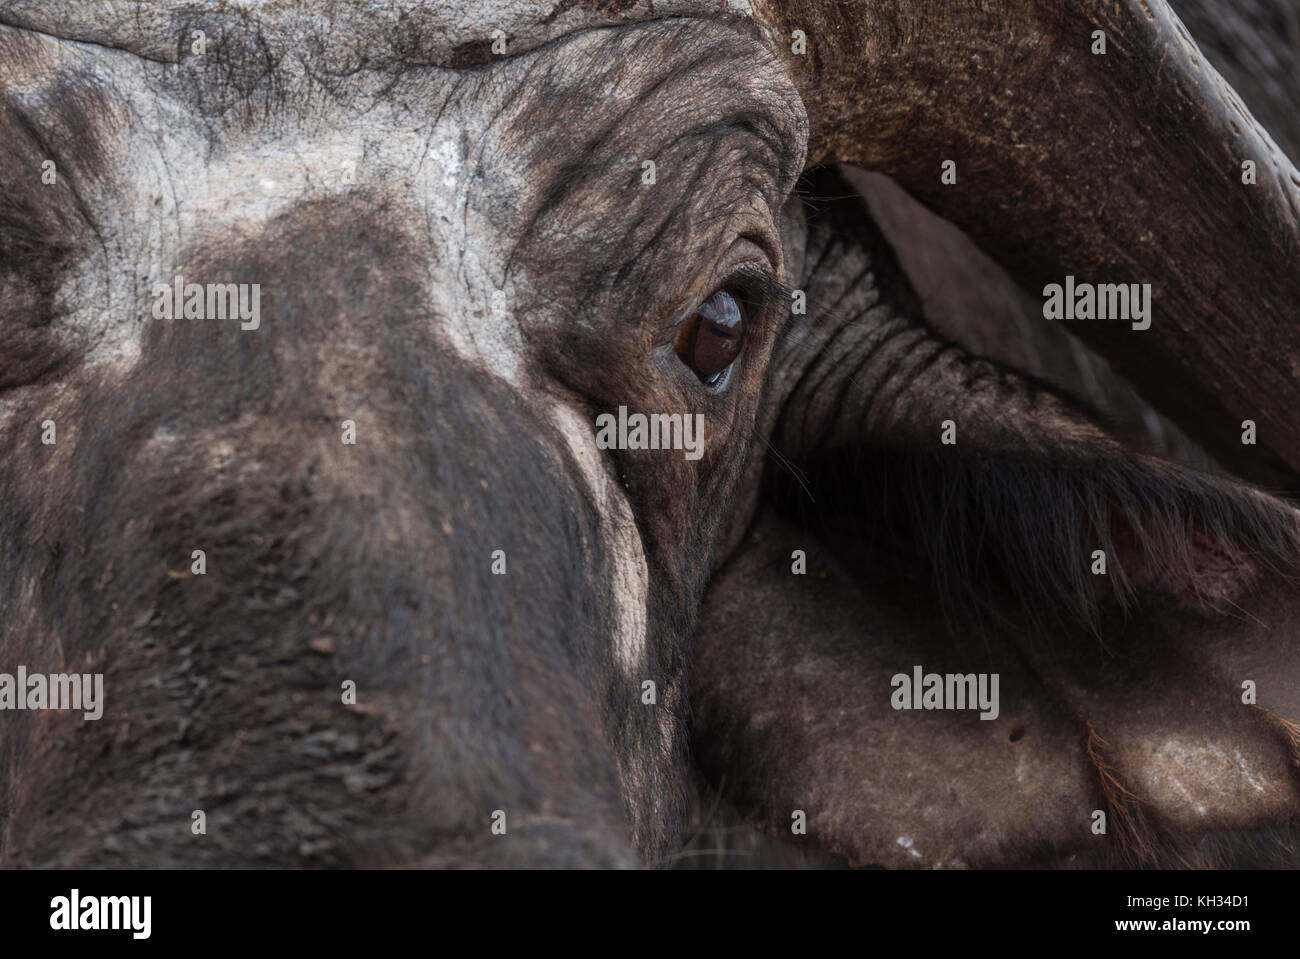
top-left (507, 34), bottom-right (737, 237)
top-left (506, 83), bottom-right (790, 297)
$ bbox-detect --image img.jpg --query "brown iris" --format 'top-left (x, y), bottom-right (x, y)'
top-left (674, 290), bottom-right (745, 386)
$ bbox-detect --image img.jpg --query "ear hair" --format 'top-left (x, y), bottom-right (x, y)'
top-left (770, 438), bottom-right (1300, 639)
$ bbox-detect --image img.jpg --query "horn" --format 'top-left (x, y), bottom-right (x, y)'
top-left (754, 0), bottom-right (1300, 486)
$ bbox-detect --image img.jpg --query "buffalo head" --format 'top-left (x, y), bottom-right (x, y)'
top-left (1, 0), bottom-right (1299, 868)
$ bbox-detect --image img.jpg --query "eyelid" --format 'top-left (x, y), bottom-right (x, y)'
top-left (721, 263), bottom-right (788, 320)
top-left (656, 235), bottom-right (784, 349)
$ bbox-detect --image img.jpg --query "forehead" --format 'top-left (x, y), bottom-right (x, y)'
top-left (3, 1), bottom-right (760, 69)
top-left (1, 15), bottom-right (805, 380)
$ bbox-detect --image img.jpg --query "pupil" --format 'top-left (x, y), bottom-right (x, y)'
top-left (676, 290), bottom-right (745, 383)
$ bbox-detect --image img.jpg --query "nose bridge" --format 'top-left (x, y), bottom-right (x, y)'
top-left (123, 191), bottom-right (609, 661)
top-left (160, 193), bottom-right (432, 404)
top-left (0, 188), bottom-right (647, 866)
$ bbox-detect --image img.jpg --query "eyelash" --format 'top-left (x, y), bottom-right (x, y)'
top-left (723, 265), bottom-right (787, 320)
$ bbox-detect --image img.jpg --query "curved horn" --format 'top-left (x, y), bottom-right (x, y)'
top-left (755, 0), bottom-right (1300, 486)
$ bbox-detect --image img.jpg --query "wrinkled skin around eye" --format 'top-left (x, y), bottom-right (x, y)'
top-left (674, 290), bottom-right (745, 384)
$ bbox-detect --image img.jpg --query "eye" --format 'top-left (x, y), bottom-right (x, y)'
top-left (674, 289), bottom-right (746, 387)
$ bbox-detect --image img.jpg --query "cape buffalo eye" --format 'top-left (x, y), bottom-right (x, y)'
top-left (674, 290), bottom-right (745, 386)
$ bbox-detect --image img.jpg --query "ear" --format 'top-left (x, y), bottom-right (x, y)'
top-left (690, 167), bottom-right (1300, 867)
top-left (763, 167), bottom-right (1300, 632)
top-left (692, 508), bottom-right (1300, 867)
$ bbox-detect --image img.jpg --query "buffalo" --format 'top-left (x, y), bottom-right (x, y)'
top-left (1, 0), bottom-right (1299, 869)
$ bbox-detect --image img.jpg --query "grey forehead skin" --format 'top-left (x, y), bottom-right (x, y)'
top-left (0, 0), bottom-right (754, 67)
